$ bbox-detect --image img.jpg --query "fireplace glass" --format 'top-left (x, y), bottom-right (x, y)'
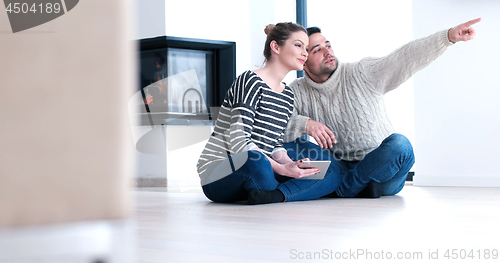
top-left (140, 48), bottom-right (212, 114)
top-left (137, 36), bottom-right (235, 126)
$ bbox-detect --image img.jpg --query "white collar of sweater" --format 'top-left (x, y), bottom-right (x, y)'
top-left (304, 57), bottom-right (342, 92)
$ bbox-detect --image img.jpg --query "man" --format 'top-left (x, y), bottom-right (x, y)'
top-left (282, 18), bottom-right (481, 198)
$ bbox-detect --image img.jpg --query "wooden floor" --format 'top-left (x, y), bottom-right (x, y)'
top-left (133, 184), bottom-right (500, 263)
top-left (2, 185), bottom-right (499, 263)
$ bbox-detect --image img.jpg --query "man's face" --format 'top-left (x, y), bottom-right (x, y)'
top-left (304, 33), bottom-right (337, 82)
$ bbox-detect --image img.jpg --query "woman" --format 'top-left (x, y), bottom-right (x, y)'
top-left (197, 22), bottom-right (320, 204)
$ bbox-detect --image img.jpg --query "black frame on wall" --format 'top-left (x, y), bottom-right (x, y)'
top-left (139, 36), bottom-right (236, 125)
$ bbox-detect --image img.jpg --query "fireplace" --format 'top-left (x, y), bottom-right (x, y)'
top-left (137, 36), bottom-right (236, 126)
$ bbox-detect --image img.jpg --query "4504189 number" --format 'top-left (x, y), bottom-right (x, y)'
top-left (5, 2), bottom-right (62, 14)
top-left (444, 249), bottom-right (498, 260)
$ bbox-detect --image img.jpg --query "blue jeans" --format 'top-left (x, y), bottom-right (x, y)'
top-left (283, 133), bottom-right (415, 198)
top-left (201, 149), bottom-right (342, 203)
top-left (201, 150), bottom-right (278, 202)
top-left (335, 133), bottom-right (415, 197)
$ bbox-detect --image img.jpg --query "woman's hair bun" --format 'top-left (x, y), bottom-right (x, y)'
top-left (264, 24), bottom-right (275, 35)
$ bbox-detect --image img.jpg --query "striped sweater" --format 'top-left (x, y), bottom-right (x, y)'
top-left (197, 70), bottom-right (294, 183)
top-left (284, 30), bottom-right (453, 161)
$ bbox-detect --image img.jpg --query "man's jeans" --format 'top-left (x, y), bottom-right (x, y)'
top-left (283, 133), bottom-right (415, 198)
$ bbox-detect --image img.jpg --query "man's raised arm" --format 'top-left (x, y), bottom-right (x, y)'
top-left (361, 17), bottom-right (481, 95)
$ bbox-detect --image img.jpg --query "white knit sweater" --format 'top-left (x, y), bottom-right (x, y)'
top-left (285, 30), bottom-right (453, 161)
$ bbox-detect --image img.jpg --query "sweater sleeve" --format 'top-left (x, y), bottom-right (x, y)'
top-left (283, 79), bottom-right (310, 143)
top-left (226, 72), bottom-right (261, 154)
top-left (360, 30), bottom-right (453, 95)
top-left (272, 131), bottom-right (287, 155)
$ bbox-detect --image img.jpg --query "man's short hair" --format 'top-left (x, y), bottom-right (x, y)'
top-left (306, 27), bottom-right (322, 36)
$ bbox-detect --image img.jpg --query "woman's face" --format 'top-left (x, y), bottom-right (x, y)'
top-left (277, 31), bottom-right (309, 71)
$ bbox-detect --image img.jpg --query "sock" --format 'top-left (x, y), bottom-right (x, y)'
top-left (247, 189), bottom-right (285, 205)
top-left (355, 181), bottom-right (381, 198)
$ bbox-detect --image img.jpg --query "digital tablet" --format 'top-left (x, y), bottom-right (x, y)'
top-left (298, 160), bottom-right (331, 180)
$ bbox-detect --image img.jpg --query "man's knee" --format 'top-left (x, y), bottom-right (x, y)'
top-left (284, 140), bottom-right (328, 161)
top-left (385, 133), bottom-right (413, 152)
top-left (383, 133), bottom-right (415, 164)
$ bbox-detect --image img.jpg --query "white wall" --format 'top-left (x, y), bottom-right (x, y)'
top-left (136, 0), bottom-right (165, 39)
top-left (307, 0), bottom-right (415, 167)
top-left (164, 0), bottom-right (296, 81)
top-left (413, 0), bottom-right (500, 187)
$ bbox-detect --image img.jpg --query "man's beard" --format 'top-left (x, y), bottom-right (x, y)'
top-left (309, 60), bottom-right (337, 78)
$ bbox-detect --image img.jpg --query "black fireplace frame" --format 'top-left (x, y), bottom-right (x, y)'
top-left (139, 36), bottom-right (236, 125)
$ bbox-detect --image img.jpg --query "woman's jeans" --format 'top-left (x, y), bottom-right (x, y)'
top-left (284, 133), bottom-right (415, 198)
top-left (201, 150), bottom-right (341, 203)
